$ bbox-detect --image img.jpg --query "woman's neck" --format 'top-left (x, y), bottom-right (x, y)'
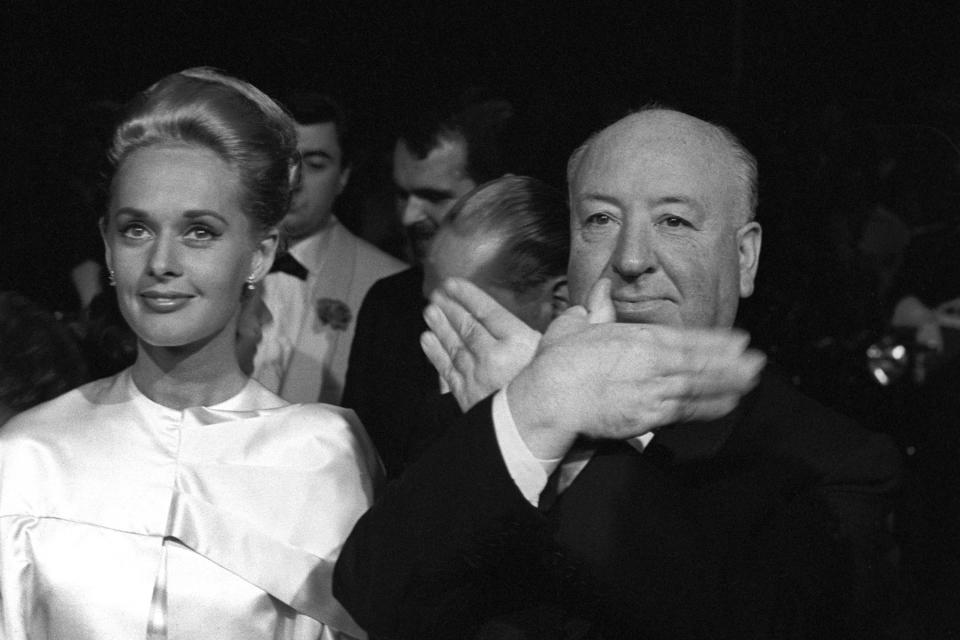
top-left (131, 332), bottom-right (249, 411)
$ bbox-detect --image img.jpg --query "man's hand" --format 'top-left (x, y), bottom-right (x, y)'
top-left (421, 278), bottom-right (542, 411)
top-left (508, 309), bottom-right (767, 460)
top-left (420, 278), bottom-right (616, 412)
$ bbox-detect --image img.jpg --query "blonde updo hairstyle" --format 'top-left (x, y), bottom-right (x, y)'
top-left (107, 67), bottom-right (299, 233)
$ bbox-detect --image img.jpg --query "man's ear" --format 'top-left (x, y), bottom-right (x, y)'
top-left (737, 221), bottom-right (762, 298)
top-left (337, 165), bottom-right (352, 195)
top-left (546, 276), bottom-right (569, 319)
top-left (250, 228), bottom-right (280, 282)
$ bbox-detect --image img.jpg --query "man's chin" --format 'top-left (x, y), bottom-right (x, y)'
top-left (407, 235), bottom-right (435, 265)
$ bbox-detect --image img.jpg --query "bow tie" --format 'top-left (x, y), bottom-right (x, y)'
top-left (269, 253), bottom-right (308, 280)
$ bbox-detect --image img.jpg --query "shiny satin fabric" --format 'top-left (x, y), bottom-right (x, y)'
top-left (0, 369), bottom-right (380, 639)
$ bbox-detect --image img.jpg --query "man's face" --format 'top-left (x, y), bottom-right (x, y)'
top-left (393, 137), bottom-right (476, 263)
top-left (424, 226), bottom-right (559, 332)
top-left (280, 122), bottom-right (349, 242)
top-left (567, 111), bottom-right (761, 329)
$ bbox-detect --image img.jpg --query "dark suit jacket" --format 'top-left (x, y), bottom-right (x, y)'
top-left (334, 370), bottom-right (901, 639)
top-left (342, 267), bottom-right (460, 478)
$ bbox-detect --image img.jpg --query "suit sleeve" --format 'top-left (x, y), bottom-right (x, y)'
top-left (332, 397), bottom-right (561, 640)
top-left (340, 284), bottom-right (373, 414)
top-left (341, 283), bottom-right (402, 475)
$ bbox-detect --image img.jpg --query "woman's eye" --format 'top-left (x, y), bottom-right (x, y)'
top-left (186, 226), bottom-right (217, 241)
top-left (584, 212), bottom-right (613, 226)
top-left (120, 224), bottom-right (149, 239)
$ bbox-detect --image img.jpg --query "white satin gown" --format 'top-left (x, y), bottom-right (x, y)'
top-left (0, 369), bottom-right (381, 639)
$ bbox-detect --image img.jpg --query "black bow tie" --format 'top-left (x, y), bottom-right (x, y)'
top-left (269, 253), bottom-right (308, 280)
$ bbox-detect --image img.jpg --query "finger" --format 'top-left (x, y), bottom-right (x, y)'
top-left (629, 324), bottom-right (755, 373)
top-left (577, 324), bottom-right (753, 381)
top-left (657, 352), bottom-right (763, 399)
top-left (682, 350), bottom-right (766, 396)
top-left (423, 301), bottom-right (472, 361)
top-left (542, 304), bottom-right (591, 341)
top-left (429, 287), bottom-right (501, 355)
top-left (630, 373), bottom-right (757, 429)
top-left (667, 347), bottom-right (766, 387)
top-left (584, 278), bottom-right (615, 324)
top-left (420, 330), bottom-right (460, 387)
top-left (442, 277), bottom-right (533, 341)
top-left (648, 324), bottom-right (751, 356)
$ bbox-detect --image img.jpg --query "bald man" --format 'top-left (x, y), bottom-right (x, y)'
top-left (334, 108), bottom-right (900, 639)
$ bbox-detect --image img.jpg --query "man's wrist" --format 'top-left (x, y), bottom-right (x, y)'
top-left (505, 372), bottom-right (577, 460)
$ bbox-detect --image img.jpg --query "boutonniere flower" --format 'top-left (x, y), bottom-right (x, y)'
top-left (316, 298), bottom-right (352, 331)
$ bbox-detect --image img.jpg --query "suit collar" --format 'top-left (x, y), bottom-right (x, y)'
top-left (287, 216), bottom-right (342, 271)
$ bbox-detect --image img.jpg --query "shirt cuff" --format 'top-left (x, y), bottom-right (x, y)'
top-left (492, 388), bottom-right (563, 506)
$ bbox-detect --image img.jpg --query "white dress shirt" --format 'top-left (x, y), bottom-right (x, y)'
top-left (253, 218), bottom-right (406, 404)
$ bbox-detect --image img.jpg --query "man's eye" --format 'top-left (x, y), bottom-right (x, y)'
top-left (422, 193), bottom-right (449, 205)
top-left (661, 216), bottom-right (690, 228)
top-left (305, 160), bottom-right (329, 171)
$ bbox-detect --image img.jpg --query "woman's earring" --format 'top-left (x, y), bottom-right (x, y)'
top-left (107, 269), bottom-right (117, 287)
top-left (245, 274), bottom-right (257, 291)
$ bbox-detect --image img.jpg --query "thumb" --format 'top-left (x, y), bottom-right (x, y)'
top-left (585, 278), bottom-right (615, 324)
top-left (543, 304), bottom-right (589, 342)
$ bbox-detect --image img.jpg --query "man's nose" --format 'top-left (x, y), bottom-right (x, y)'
top-left (148, 234), bottom-right (182, 279)
top-left (399, 196), bottom-right (429, 227)
top-left (611, 221), bottom-right (657, 279)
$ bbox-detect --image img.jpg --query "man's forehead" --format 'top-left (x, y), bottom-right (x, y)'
top-left (295, 121), bottom-right (340, 152)
top-left (393, 136), bottom-right (470, 186)
top-left (572, 112), bottom-right (733, 196)
top-left (396, 136), bottom-right (467, 168)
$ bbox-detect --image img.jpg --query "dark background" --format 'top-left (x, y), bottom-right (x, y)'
top-left (2, 0), bottom-right (959, 407)
top-left (2, 3), bottom-right (959, 631)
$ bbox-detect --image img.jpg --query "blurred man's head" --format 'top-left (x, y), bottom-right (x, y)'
top-left (394, 97), bottom-right (517, 263)
top-left (424, 175), bottom-right (569, 332)
top-left (280, 93), bottom-right (352, 243)
top-left (566, 108), bottom-right (761, 329)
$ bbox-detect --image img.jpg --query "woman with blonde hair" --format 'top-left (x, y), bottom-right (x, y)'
top-left (0, 68), bottom-right (380, 639)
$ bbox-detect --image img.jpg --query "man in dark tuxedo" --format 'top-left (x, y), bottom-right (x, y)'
top-left (341, 96), bottom-right (520, 478)
top-left (334, 108), bottom-right (901, 639)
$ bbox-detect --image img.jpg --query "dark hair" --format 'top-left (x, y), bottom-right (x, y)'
top-left (445, 175), bottom-right (569, 293)
top-left (283, 90), bottom-right (353, 168)
top-left (108, 67), bottom-right (299, 231)
top-left (398, 94), bottom-right (518, 184)
top-left (0, 292), bottom-right (88, 413)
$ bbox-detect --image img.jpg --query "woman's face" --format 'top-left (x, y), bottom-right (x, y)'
top-left (103, 145), bottom-right (274, 350)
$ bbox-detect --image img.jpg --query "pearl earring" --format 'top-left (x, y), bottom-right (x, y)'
top-left (107, 269), bottom-right (117, 287)
top-left (245, 274), bottom-right (257, 291)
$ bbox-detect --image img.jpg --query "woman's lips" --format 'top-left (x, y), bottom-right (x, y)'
top-left (140, 291), bottom-right (194, 313)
